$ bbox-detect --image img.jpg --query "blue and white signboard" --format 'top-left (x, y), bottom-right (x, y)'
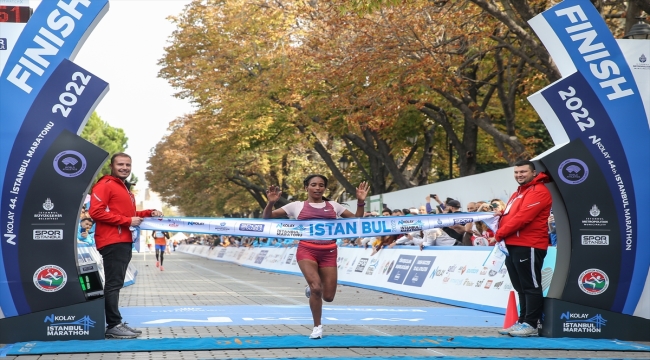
top-left (0, 0), bottom-right (109, 341)
top-left (527, 0), bottom-right (650, 326)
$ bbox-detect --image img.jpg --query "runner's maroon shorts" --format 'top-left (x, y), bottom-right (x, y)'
top-left (296, 241), bottom-right (337, 267)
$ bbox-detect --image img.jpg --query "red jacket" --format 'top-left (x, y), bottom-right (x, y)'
top-left (89, 175), bottom-right (153, 250)
top-left (494, 172), bottom-right (552, 250)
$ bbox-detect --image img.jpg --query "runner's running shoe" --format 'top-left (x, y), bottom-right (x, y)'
top-left (309, 325), bottom-right (322, 339)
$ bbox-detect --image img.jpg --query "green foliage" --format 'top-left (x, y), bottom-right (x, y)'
top-left (80, 112), bottom-right (128, 182)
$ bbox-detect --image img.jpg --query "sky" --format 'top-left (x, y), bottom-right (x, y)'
top-left (34, 0), bottom-right (195, 193)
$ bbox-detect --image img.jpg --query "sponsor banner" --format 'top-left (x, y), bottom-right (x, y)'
top-left (182, 244), bottom-right (557, 313)
top-left (140, 212), bottom-right (498, 241)
top-left (529, 0), bottom-right (649, 315)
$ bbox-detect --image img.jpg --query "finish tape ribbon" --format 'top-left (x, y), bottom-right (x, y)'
top-left (139, 212), bottom-right (498, 240)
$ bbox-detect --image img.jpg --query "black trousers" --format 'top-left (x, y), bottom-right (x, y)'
top-left (504, 244), bottom-right (547, 328)
top-left (98, 242), bottom-right (132, 328)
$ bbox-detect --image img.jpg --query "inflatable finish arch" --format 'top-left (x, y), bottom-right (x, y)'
top-left (528, 0), bottom-right (650, 340)
top-left (0, 0), bottom-right (110, 342)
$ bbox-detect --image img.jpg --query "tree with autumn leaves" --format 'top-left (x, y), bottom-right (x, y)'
top-left (147, 0), bottom-right (647, 215)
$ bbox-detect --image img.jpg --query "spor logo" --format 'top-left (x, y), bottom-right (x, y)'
top-left (558, 158), bottom-right (589, 185)
top-left (53, 150), bottom-right (87, 177)
top-left (33, 265), bottom-right (67, 292)
top-left (578, 268), bottom-right (609, 295)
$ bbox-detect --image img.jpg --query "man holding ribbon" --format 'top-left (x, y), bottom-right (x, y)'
top-left (495, 160), bottom-right (552, 337)
top-left (263, 175), bottom-right (369, 339)
top-left (90, 153), bottom-right (163, 339)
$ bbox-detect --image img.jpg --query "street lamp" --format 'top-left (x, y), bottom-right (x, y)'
top-left (624, 16), bottom-right (650, 39)
top-left (338, 155), bottom-right (350, 170)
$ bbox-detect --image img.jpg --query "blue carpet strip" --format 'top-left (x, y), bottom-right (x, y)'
top-left (205, 358), bottom-right (639, 360)
top-left (3, 335), bottom-right (649, 355)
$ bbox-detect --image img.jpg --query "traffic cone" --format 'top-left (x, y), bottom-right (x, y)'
top-left (503, 290), bottom-right (518, 328)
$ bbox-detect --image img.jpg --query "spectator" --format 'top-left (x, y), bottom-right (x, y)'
top-left (420, 227), bottom-right (442, 250)
top-left (495, 159), bottom-right (552, 337)
top-left (490, 199), bottom-right (507, 212)
top-left (418, 206), bottom-right (442, 250)
top-left (382, 208), bottom-right (391, 216)
top-left (357, 212), bottom-right (379, 248)
top-left (392, 231), bottom-right (422, 246)
top-left (371, 234), bottom-right (397, 256)
top-left (80, 204), bottom-right (90, 220)
top-left (548, 211), bottom-right (557, 246)
top-left (418, 206), bottom-right (427, 215)
top-left (425, 194), bottom-right (445, 214)
top-left (391, 209), bottom-right (403, 216)
top-left (472, 203), bottom-right (496, 246)
top-left (402, 208), bottom-right (411, 216)
top-left (435, 199), bottom-right (465, 246)
top-left (461, 201), bottom-right (480, 245)
top-left (77, 218), bottom-right (95, 246)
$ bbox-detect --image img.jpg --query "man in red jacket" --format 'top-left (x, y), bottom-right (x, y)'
top-left (89, 153), bottom-right (162, 339)
top-left (494, 160), bottom-right (552, 337)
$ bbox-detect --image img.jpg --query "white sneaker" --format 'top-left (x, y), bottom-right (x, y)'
top-left (498, 322), bottom-right (522, 335)
top-left (309, 325), bottom-right (322, 339)
top-left (509, 322), bottom-right (538, 337)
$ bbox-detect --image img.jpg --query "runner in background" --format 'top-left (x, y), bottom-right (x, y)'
top-left (263, 175), bottom-right (369, 339)
top-left (152, 231), bottom-right (170, 271)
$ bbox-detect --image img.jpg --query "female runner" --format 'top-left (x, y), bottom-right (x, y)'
top-left (263, 175), bottom-right (369, 339)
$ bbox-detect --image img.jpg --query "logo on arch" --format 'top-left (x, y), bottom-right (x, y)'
top-left (53, 150), bottom-right (86, 177)
top-left (578, 268), bottom-right (609, 295)
top-left (558, 158), bottom-right (588, 185)
top-left (33, 265), bottom-right (67, 292)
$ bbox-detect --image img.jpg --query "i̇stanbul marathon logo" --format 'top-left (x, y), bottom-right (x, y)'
top-left (33, 265), bottom-right (67, 292)
top-left (578, 268), bottom-right (609, 295)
